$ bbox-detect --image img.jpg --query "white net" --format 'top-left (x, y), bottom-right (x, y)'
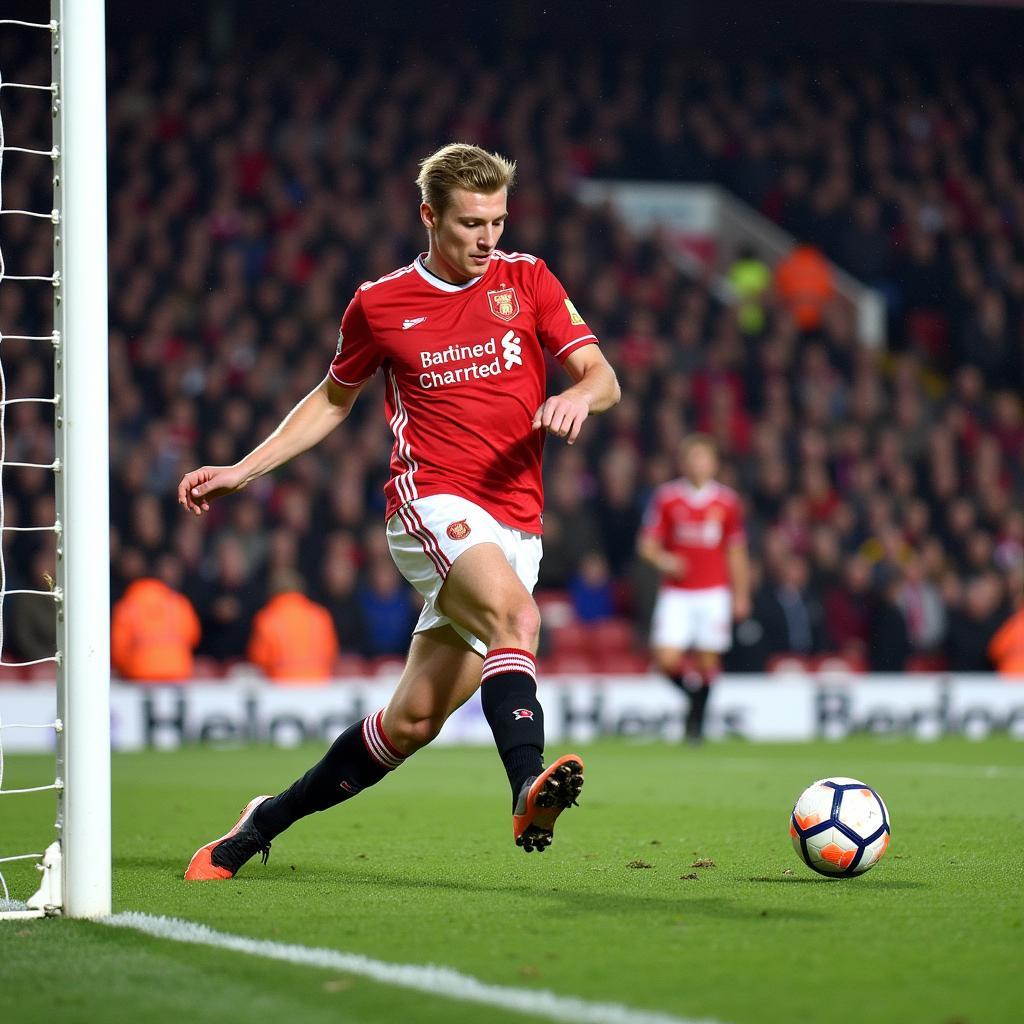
top-left (0, 13), bottom-right (64, 919)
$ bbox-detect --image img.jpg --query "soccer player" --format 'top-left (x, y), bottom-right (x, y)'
top-left (178, 144), bottom-right (620, 879)
top-left (638, 435), bottom-right (750, 743)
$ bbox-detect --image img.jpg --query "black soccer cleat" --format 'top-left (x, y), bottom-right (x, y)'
top-left (512, 755), bottom-right (584, 853)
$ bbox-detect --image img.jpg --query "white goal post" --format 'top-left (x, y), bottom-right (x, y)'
top-left (53, 0), bottom-right (111, 919)
top-left (0, 0), bottom-right (110, 920)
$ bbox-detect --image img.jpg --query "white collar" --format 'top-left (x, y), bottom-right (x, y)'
top-left (413, 254), bottom-right (489, 293)
top-left (679, 480), bottom-right (719, 506)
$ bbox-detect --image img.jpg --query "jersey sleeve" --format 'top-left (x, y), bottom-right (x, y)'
top-left (329, 289), bottom-right (382, 387)
top-left (640, 489), bottom-right (669, 545)
top-left (532, 260), bottom-right (599, 363)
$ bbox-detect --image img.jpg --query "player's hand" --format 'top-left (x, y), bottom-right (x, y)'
top-left (732, 593), bottom-right (752, 621)
top-left (665, 553), bottom-right (688, 577)
top-left (531, 392), bottom-right (591, 445)
top-left (177, 465), bottom-right (246, 517)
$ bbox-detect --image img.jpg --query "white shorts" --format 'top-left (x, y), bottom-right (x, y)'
top-left (386, 494), bottom-right (543, 657)
top-left (650, 586), bottom-right (732, 653)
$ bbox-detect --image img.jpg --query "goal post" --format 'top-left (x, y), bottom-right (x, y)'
top-left (0, 0), bottom-right (110, 919)
top-left (52, 0), bottom-right (111, 918)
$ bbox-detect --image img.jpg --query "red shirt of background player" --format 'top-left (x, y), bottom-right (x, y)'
top-left (329, 251), bottom-right (597, 535)
top-left (640, 480), bottom-right (745, 590)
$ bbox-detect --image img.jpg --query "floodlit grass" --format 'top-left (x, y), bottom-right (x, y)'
top-left (2, 737), bottom-right (1022, 1023)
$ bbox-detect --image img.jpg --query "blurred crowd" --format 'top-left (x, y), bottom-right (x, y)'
top-left (1, 32), bottom-right (1023, 678)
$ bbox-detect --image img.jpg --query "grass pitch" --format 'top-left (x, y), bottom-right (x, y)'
top-left (1, 737), bottom-right (1022, 1024)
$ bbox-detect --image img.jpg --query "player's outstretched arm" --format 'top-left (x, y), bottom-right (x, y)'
top-left (178, 375), bottom-right (361, 517)
top-left (531, 346), bottom-right (620, 445)
top-left (727, 539), bottom-right (752, 620)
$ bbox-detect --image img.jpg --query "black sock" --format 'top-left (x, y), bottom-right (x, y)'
top-left (479, 647), bottom-right (545, 802)
top-left (666, 672), bottom-right (687, 693)
top-left (685, 683), bottom-right (711, 740)
top-left (254, 710), bottom-right (405, 840)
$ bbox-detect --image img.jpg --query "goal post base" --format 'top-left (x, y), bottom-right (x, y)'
top-left (27, 841), bottom-right (63, 915)
top-left (0, 841), bottom-right (62, 921)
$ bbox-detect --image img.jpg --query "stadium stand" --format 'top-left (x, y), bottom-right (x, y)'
top-left (2, 33), bottom-right (1023, 677)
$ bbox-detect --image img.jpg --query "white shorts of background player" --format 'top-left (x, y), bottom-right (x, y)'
top-left (387, 493), bottom-right (542, 657)
top-left (650, 585), bottom-right (733, 653)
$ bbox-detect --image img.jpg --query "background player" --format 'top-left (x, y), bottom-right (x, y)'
top-left (638, 435), bottom-right (750, 742)
top-left (177, 144), bottom-right (620, 878)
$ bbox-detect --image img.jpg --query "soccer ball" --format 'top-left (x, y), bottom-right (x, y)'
top-left (789, 777), bottom-right (891, 877)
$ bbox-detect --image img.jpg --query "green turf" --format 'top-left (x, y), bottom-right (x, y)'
top-left (2, 738), bottom-right (1023, 1024)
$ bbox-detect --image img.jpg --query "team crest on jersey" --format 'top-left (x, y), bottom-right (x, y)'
top-left (487, 287), bottom-right (520, 321)
top-left (446, 519), bottom-right (471, 541)
top-left (512, 708), bottom-right (534, 720)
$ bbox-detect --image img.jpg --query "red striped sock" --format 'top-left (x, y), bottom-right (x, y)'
top-left (481, 647), bottom-right (538, 685)
top-left (361, 709), bottom-right (406, 770)
top-left (254, 709), bottom-right (406, 839)
top-left (480, 647), bottom-right (544, 799)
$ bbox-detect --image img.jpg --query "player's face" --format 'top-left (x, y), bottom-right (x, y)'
top-left (421, 188), bottom-right (508, 283)
top-left (684, 445), bottom-right (717, 485)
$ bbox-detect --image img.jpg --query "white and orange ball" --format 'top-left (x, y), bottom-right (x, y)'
top-left (789, 777), bottom-right (891, 877)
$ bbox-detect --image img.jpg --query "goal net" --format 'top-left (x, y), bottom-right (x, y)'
top-left (0, 0), bottom-right (110, 920)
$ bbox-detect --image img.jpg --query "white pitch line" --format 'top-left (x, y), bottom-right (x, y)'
top-left (103, 912), bottom-right (720, 1024)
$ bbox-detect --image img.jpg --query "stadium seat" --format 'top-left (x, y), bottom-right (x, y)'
top-left (906, 653), bottom-right (950, 673)
top-left (550, 624), bottom-right (591, 656)
top-left (333, 653), bottom-right (370, 677)
top-left (370, 656), bottom-right (406, 676)
top-left (814, 654), bottom-right (867, 674)
top-left (611, 578), bottom-right (636, 617)
top-left (191, 656), bottom-right (223, 680)
top-left (765, 654), bottom-right (814, 675)
top-left (586, 618), bottom-right (636, 654)
top-left (597, 651), bottom-right (650, 674)
top-left (544, 652), bottom-right (600, 674)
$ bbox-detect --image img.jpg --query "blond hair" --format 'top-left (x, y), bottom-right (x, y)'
top-left (416, 143), bottom-right (516, 217)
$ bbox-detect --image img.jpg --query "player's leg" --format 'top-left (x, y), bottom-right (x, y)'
top-left (184, 626), bottom-right (481, 880)
top-left (379, 625), bottom-right (484, 750)
top-left (650, 587), bottom-right (702, 739)
top-left (682, 650), bottom-right (717, 742)
top-left (255, 626), bottom-right (483, 831)
top-left (652, 644), bottom-right (687, 686)
top-left (437, 538), bottom-right (583, 852)
top-left (437, 541), bottom-right (546, 795)
top-left (385, 496), bottom-right (549, 807)
top-left (394, 494), bottom-right (581, 851)
top-left (654, 642), bottom-right (709, 744)
top-left (684, 588), bottom-right (732, 742)
top-left (650, 587), bottom-right (695, 685)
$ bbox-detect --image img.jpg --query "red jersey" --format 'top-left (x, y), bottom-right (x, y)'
top-left (329, 251), bottom-right (598, 534)
top-left (641, 480), bottom-right (745, 589)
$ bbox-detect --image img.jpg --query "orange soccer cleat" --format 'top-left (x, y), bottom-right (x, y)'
top-left (184, 795), bottom-right (273, 881)
top-left (512, 754), bottom-right (584, 853)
